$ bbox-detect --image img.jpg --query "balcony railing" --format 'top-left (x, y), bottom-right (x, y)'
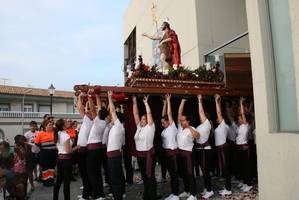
top-left (0, 111), bottom-right (81, 119)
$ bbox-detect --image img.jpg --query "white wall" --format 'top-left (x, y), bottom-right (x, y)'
top-left (246, 0), bottom-right (299, 199)
top-left (124, 0), bottom-right (249, 68)
top-left (196, 0), bottom-right (249, 64)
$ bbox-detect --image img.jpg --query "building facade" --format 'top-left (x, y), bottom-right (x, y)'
top-left (125, 0), bottom-right (299, 199)
top-left (246, 0), bottom-right (299, 199)
top-left (123, 0), bottom-right (249, 68)
top-left (0, 85), bottom-right (81, 144)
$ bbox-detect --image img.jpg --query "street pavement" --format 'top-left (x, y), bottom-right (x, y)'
top-left (29, 167), bottom-right (258, 200)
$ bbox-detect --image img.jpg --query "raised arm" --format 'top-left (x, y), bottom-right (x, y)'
top-left (132, 96), bottom-right (140, 126)
top-left (215, 94), bottom-right (224, 123)
top-left (143, 95), bottom-right (154, 126)
top-left (95, 93), bottom-right (102, 112)
top-left (165, 94), bottom-right (174, 124)
top-left (107, 91), bottom-right (118, 123)
top-left (142, 33), bottom-right (162, 40)
top-left (77, 92), bottom-right (85, 118)
top-left (178, 98), bottom-right (186, 124)
top-left (240, 97), bottom-right (247, 123)
top-left (162, 98), bottom-right (167, 117)
top-left (87, 89), bottom-right (97, 119)
top-left (197, 94), bottom-right (207, 123)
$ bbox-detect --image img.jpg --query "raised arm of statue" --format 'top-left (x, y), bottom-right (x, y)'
top-left (142, 33), bottom-right (162, 41)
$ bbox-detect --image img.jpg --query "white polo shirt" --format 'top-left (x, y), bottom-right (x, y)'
top-left (102, 123), bottom-right (112, 145)
top-left (107, 119), bottom-right (125, 152)
top-left (236, 124), bottom-right (249, 145)
top-left (228, 122), bottom-right (238, 142)
top-left (134, 123), bottom-right (155, 151)
top-left (214, 120), bottom-right (229, 146)
top-left (56, 131), bottom-right (72, 154)
top-left (177, 124), bottom-right (194, 152)
top-left (24, 130), bottom-right (40, 153)
top-left (161, 122), bottom-right (178, 150)
top-left (77, 115), bottom-right (93, 147)
top-left (195, 119), bottom-right (212, 149)
top-left (87, 116), bottom-right (107, 144)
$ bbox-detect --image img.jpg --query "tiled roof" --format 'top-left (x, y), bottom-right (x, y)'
top-left (0, 85), bottom-right (74, 98)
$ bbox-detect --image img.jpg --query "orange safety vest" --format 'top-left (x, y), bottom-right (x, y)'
top-left (35, 131), bottom-right (54, 144)
top-left (65, 128), bottom-right (77, 139)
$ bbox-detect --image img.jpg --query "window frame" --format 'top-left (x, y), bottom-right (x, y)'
top-left (0, 103), bottom-right (11, 112)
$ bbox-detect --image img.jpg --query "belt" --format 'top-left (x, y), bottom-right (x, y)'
top-left (78, 147), bottom-right (88, 152)
top-left (87, 142), bottom-right (105, 150)
top-left (58, 154), bottom-right (72, 160)
top-left (107, 150), bottom-right (122, 158)
top-left (164, 148), bottom-right (178, 156)
top-left (195, 140), bottom-right (210, 149)
top-left (236, 144), bottom-right (249, 150)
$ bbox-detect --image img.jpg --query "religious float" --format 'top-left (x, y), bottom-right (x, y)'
top-left (73, 20), bottom-right (253, 157)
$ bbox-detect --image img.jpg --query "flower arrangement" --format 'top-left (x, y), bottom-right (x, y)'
top-left (127, 64), bottom-right (224, 83)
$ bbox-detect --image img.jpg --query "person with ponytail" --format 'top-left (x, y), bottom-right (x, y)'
top-left (53, 119), bottom-right (80, 200)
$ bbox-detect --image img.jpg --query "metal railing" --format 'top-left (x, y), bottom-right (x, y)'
top-left (0, 111), bottom-right (81, 119)
top-left (204, 31), bottom-right (249, 62)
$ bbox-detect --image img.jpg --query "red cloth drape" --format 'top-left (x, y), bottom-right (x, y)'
top-left (166, 30), bottom-right (181, 65)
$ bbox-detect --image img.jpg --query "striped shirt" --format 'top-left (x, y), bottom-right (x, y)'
top-left (35, 131), bottom-right (56, 150)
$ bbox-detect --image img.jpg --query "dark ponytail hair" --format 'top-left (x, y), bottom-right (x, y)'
top-left (54, 119), bottom-right (65, 144)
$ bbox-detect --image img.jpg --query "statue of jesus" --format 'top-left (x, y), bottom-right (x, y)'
top-left (143, 21), bottom-right (181, 71)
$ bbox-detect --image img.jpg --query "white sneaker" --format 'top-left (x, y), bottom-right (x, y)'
top-left (202, 191), bottom-right (214, 199)
top-left (219, 189), bottom-right (232, 196)
top-left (165, 194), bottom-right (174, 200)
top-left (242, 184), bottom-right (253, 192)
top-left (178, 192), bottom-right (190, 198)
top-left (186, 195), bottom-right (197, 200)
top-left (170, 195), bottom-right (179, 200)
top-left (237, 182), bottom-right (244, 188)
top-left (80, 186), bottom-right (84, 190)
top-left (201, 188), bottom-right (207, 195)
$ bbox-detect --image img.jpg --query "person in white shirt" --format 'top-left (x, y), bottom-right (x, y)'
top-left (236, 97), bottom-right (253, 192)
top-left (24, 120), bottom-right (40, 190)
top-left (86, 90), bottom-right (108, 200)
top-left (194, 95), bottom-right (214, 199)
top-left (132, 95), bottom-right (156, 200)
top-left (106, 91), bottom-right (126, 200)
top-left (161, 94), bottom-right (179, 200)
top-left (76, 91), bottom-right (95, 200)
top-left (214, 94), bottom-right (232, 196)
top-left (177, 98), bottom-right (199, 200)
top-left (53, 119), bottom-right (80, 200)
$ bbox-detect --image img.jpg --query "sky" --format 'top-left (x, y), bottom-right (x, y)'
top-left (0, 0), bottom-right (130, 91)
